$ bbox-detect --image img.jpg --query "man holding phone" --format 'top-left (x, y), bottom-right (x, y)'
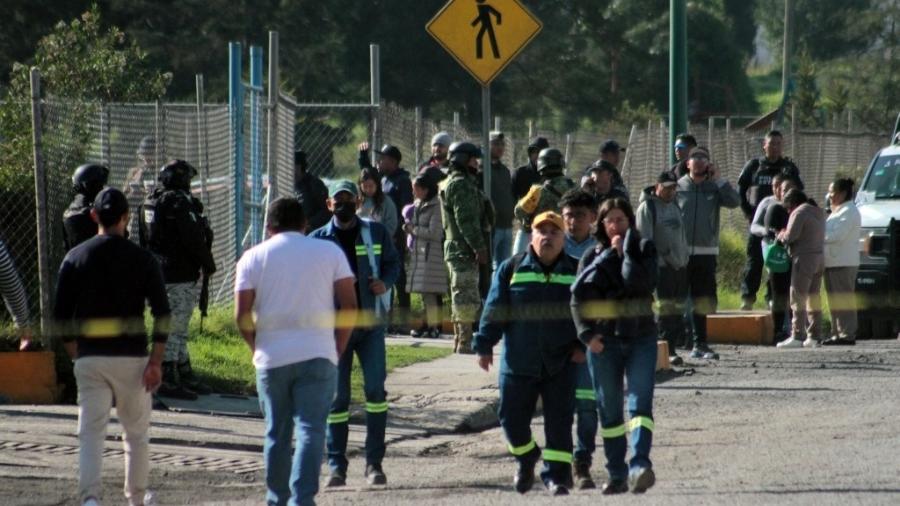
top-left (676, 147), bottom-right (741, 360)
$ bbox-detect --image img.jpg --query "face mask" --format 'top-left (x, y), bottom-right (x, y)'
top-left (333, 201), bottom-right (357, 222)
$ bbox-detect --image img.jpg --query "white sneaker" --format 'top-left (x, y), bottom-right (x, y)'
top-left (776, 337), bottom-right (803, 348)
top-left (802, 337), bottom-right (819, 348)
top-left (83, 498), bottom-right (101, 506)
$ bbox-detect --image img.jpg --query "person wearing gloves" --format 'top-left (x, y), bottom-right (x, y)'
top-left (571, 197), bottom-right (659, 495)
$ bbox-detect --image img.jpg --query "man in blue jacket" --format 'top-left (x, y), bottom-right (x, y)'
top-left (311, 180), bottom-right (401, 488)
top-left (474, 211), bottom-right (584, 496)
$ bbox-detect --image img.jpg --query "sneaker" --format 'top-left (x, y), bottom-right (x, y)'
top-left (365, 464), bottom-right (387, 485)
top-left (689, 346), bottom-right (719, 360)
top-left (513, 459), bottom-right (537, 494)
top-left (410, 325), bottom-right (428, 338)
top-left (600, 479), bottom-right (628, 495)
top-left (325, 469), bottom-right (346, 488)
top-left (740, 299), bottom-right (754, 311)
top-left (629, 466), bottom-right (656, 494)
top-left (668, 355), bottom-right (684, 367)
top-left (545, 480), bottom-right (569, 496)
top-left (776, 337), bottom-right (803, 349)
top-left (573, 461), bottom-right (596, 489)
top-left (802, 337), bottom-right (819, 348)
top-left (83, 498), bottom-right (101, 506)
top-left (142, 490), bottom-right (157, 506)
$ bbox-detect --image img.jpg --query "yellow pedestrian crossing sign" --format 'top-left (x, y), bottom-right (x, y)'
top-left (427, 0), bottom-right (542, 86)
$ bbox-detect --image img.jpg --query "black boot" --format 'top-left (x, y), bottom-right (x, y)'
top-left (177, 359), bottom-right (212, 395)
top-left (514, 458), bottom-right (537, 494)
top-left (158, 362), bottom-right (198, 400)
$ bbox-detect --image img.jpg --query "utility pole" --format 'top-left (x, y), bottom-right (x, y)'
top-left (781, 0), bottom-right (795, 120)
top-left (669, 0), bottom-right (687, 165)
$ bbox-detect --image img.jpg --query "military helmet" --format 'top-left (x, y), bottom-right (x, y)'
top-left (448, 142), bottom-right (482, 167)
top-left (72, 164), bottom-right (110, 198)
top-left (537, 148), bottom-right (565, 174)
top-left (158, 159), bottom-right (197, 190)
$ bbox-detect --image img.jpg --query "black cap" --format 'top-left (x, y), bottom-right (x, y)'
top-left (93, 187), bottom-right (129, 220)
top-left (376, 144), bottom-right (402, 163)
top-left (528, 136), bottom-right (550, 151)
top-left (588, 160), bottom-right (617, 174)
top-left (657, 170), bottom-right (678, 186)
top-left (600, 139), bottom-right (624, 154)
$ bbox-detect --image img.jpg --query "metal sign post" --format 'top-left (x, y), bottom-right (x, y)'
top-left (482, 85), bottom-right (491, 194)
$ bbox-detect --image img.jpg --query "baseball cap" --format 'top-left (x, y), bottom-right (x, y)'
top-left (588, 160), bottom-right (617, 175)
top-left (431, 131), bottom-right (452, 147)
top-left (600, 139), bottom-right (624, 154)
top-left (528, 136), bottom-right (550, 151)
top-left (93, 187), bottom-right (128, 219)
top-left (375, 144), bottom-right (402, 162)
top-left (532, 211), bottom-right (565, 231)
top-left (657, 170), bottom-right (678, 187)
top-left (489, 131), bottom-right (505, 143)
top-left (329, 180), bottom-right (359, 198)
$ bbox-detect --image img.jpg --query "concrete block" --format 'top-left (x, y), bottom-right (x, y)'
top-left (707, 310), bottom-right (774, 345)
top-left (0, 351), bottom-right (60, 404)
top-left (656, 341), bottom-right (670, 371)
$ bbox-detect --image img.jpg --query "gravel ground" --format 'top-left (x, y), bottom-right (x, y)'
top-left (2, 340), bottom-right (899, 505)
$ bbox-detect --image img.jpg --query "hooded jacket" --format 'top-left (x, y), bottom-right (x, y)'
top-left (676, 175), bottom-right (741, 255)
top-left (636, 186), bottom-right (689, 270)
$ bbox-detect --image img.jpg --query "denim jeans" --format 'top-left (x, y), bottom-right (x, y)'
top-left (257, 358), bottom-right (337, 506)
top-left (326, 327), bottom-right (387, 473)
top-left (588, 334), bottom-right (657, 481)
top-left (492, 227), bottom-right (514, 269)
top-left (573, 362), bottom-right (598, 466)
top-left (498, 364), bottom-right (576, 485)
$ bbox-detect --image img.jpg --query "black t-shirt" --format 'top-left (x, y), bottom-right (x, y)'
top-left (335, 221), bottom-right (361, 294)
top-left (53, 234), bottom-right (170, 357)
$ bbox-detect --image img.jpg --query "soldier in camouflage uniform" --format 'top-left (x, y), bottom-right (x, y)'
top-left (440, 142), bottom-right (491, 354)
top-left (515, 148), bottom-right (577, 234)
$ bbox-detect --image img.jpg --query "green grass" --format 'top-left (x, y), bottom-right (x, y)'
top-left (748, 66), bottom-right (784, 114)
top-left (186, 305), bottom-right (451, 401)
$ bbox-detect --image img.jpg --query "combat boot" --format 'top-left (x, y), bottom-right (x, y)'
top-left (158, 362), bottom-right (198, 401)
top-left (177, 359), bottom-right (212, 395)
top-left (573, 460), bottom-right (596, 489)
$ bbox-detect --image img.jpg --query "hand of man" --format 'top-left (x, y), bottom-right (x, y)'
top-left (369, 277), bottom-right (387, 295)
top-left (589, 335), bottom-right (605, 354)
top-left (611, 235), bottom-right (624, 257)
top-left (475, 249), bottom-right (489, 265)
top-left (571, 348), bottom-right (586, 364)
top-left (142, 361), bottom-right (162, 393)
top-left (358, 141), bottom-right (370, 153)
top-left (18, 327), bottom-right (34, 351)
top-left (477, 354), bottom-right (493, 372)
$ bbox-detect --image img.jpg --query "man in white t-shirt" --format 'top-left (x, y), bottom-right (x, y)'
top-left (235, 197), bottom-right (357, 506)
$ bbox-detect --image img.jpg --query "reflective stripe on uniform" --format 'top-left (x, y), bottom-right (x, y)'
top-left (355, 245), bottom-right (382, 256)
top-left (575, 388), bottom-right (596, 401)
top-left (508, 439), bottom-right (536, 456)
top-left (542, 448), bottom-right (573, 464)
top-left (327, 412), bottom-right (350, 424)
top-left (628, 416), bottom-right (655, 432)
top-left (365, 401), bottom-right (389, 414)
top-left (600, 424), bottom-right (627, 438)
top-left (509, 272), bottom-right (576, 286)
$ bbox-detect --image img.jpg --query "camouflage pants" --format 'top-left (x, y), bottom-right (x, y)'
top-left (164, 282), bottom-right (200, 363)
top-left (447, 262), bottom-right (481, 350)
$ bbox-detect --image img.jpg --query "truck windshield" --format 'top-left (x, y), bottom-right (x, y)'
top-left (862, 154), bottom-right (900, 199)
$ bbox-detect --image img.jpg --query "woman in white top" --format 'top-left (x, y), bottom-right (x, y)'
top-left (822, 177), bottom-right (861, 345)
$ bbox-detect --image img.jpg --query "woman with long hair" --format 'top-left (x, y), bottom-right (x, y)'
top-left (570, 197), bottom-right (659, 495)
top-left (358, 167), bottom-right (398, 236)
top-left (404, 175), bottom-right (448, 338)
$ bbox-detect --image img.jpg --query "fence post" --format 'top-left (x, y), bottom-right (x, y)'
top-left (229, 41), bottom-right (245, 260)
top-left (196, 74), bottom-right (209, 204)
top-left (453, 111), bottom-right (460, 139)
top-left (266, 31), bottom-right (280, 215)
top-left (527, 119), bottom-right (534, 139)
top-left (725, 117), bottom-right (732, 169)
top-left (29, 68), bottom-right (51, 342)
top-left (250, 45), bottom-right (264, 247)
top-left (494, 116), bottom-right (502, 132)
top-left (791, 103), bottom-right (797, 158)
top-left (414, 106), bottom-right (423, 168)
top-left (564, 133), bottom-right (573, 174)
top-left (101, 104), bottom-right (111, 166)
top-left (370, 44), bottom-right (381, 165)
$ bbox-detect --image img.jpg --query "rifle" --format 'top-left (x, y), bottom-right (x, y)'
top-left (199, 270), bottom-right (211, 332)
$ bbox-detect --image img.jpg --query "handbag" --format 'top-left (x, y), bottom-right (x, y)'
top-left (763, 241), bottom-right (790, 273)
top-left (360, 220), bottom-right (393, 319)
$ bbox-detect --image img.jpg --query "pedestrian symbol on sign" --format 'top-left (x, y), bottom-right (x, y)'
top-left (472, 0), bottom-right (501, 59)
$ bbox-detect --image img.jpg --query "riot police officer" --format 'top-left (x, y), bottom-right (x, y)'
top-left (63, 164), bottom-right (109, 251)
top-left (139, 159), bottom-right (216, 400)
top-left (440, 142), bottom-right (491, 354)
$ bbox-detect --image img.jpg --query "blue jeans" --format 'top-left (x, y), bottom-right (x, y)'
top-left (257, 358), bottom-right (337, 506)
top-left (492, 227), bottom-right (513, 269)
top-left (588, 335), bottom-right (657, 481)
top-left (574, 362), bottom-right (598, 466)
top-left (498, 364), bottom-right (576, 485)
top-left (326, 327), bottom-right (387, 473)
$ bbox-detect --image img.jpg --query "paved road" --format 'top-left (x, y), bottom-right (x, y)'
top-left (2, 340), bottom-right (899, 505)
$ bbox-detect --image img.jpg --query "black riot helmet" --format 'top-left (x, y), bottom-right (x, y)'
top-left (448, 142), bottom-right (482, 168)
top-left (72, 164), bottom-right (110, 199)
top-left (537, 148), bottom-right (565, 175)
top-left (158, 159), bottom-right (197, 190)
